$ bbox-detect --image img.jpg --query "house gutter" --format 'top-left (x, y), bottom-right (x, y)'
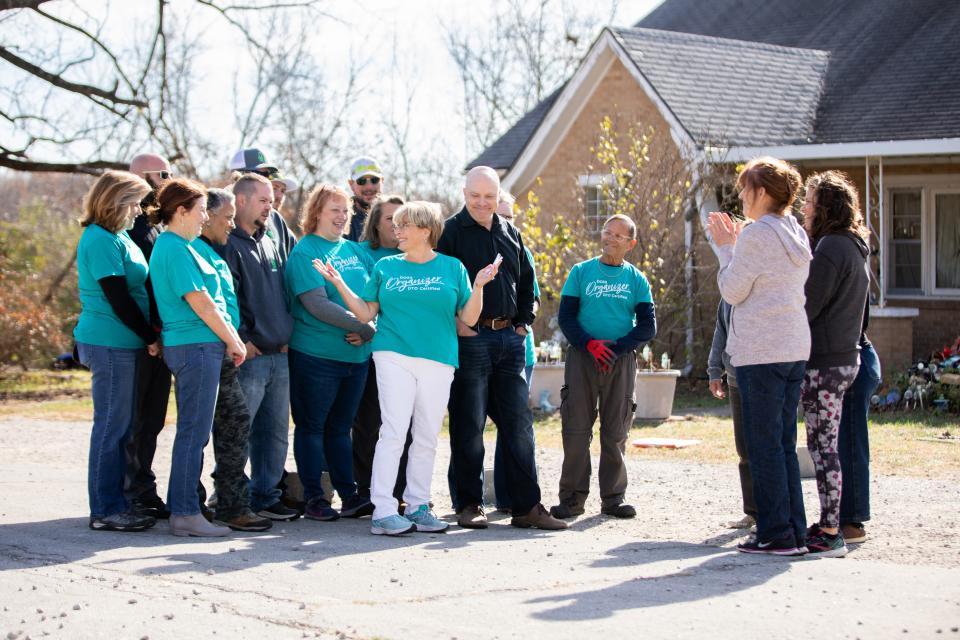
top-left (705, 137), bottom-right (960, 162)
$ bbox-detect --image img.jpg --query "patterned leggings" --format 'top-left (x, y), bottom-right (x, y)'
top-left (801, 365), bottom-right (859, 529)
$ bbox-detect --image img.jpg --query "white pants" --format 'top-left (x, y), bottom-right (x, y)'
top-left (371, 350), bottom-right (455, 520)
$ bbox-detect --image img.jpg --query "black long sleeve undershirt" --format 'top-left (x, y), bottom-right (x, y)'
top-left (558, 294), bottom-right (656, 356)
top-left (98, 276), bottom-right (156, 345)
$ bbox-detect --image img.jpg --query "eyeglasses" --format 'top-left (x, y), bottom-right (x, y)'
top-left (392, 223), bottom-right (415, 232)
top-left (143, 170), bottom-right (172, 180)
top-left (601, 229), bottom-right (633, 242)
top-left (356, 176), bottom-right (380, 186)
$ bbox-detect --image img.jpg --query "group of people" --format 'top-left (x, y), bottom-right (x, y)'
top-left (75, 147), bottom-right (878, 552)
top-left (75, 147), bottom-right (662, 538)
top-left (706, 157), bottom-right (879, 557)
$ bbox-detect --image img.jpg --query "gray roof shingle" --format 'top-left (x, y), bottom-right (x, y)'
top-left (609, 27), bottom-right (829, 146)
top-left (638, 0), bottom-right (960, 143)
top-left (469, 0), bottom-right (960, 171)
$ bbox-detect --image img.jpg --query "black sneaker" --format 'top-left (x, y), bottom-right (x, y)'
top-left (339, 494), bottom-right (374, 518)
top-left (549, 501), bottom-right (585, 519)
top-left (737, 531), bottom-right (805, 556)
top-left (90, 511), bottom-right (156, 532)
top-left (304, 497), bottom-right (340, 521)
top-left (131, 495), bottom-right (170, 519)
top-left (601, 503), bottom-right (637, 519)
top-left (257, 500), bottom-right (301, 521)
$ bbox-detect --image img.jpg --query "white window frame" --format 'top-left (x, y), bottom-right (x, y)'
top-left (882, 174), bottom-right (960, 299)
top-left (578, 173), bottom-right (613, 234)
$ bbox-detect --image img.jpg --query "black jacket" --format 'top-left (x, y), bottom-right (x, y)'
top-left (436, 207), bottom-right (535, 326)
top-left (804, 232), bottom-right (870, 369)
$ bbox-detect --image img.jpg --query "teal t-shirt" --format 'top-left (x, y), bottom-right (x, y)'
top-left (361, 253), bottom-right (471, 368)
top-left (560, 257), bottom-right (653, 341)
top-left (149, 231), bottom-right (230, 346)
top-left (358, 240), bottom-right (401, 263)
top-left (74, 224), bottom-right (150, 349)
top-left (190, 238), bottom-right (240, 330)
top-left (524, 247), bottom-right (540, 367)
top-left (286, 235), bottom-right (374, 363)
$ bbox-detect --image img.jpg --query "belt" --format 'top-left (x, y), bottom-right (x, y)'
top-left (477, 317), bottom-right (513, 331)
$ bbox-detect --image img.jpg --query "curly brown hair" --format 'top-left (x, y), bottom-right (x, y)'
top-left (803, 170), bottom-right (870, 245)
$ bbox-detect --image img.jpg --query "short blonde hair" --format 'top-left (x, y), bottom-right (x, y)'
top-left (80, 170), bottom-right (152, 233)
top-left (300, 183), bottom-right (352, 236)
top-left (394, 201), bottom-right (444, 248)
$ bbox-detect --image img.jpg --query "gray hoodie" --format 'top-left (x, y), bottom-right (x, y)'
top-left (716, 213), bottom-right (813, 367)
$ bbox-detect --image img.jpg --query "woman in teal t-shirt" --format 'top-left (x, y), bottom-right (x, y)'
top-left (285, 184), bottom-right (375, 522)
top-left (74, 170), bottom-right (156, 533)
top-left (149, 178), bottom-right (246, 538)
top-left (315, 201), bottom-right (498, 536)
top-left (358, 195), bottom-right (404, 263)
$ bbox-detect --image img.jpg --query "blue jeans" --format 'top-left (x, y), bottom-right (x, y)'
top-left (493, 364), bottom-right (536, 509)
top-left (238, 352), bottom-right (291, 511)
top-left (448, 328), bottom-right (540, 514)
top-left (77, 343), bottom-right (140, 519)
top-left (839, 342), bottom-right (881, 525)
top-left (163, 342), bottom-right (224, 516)
top-left (289, 349), bottom-right (366, 502)
top-left (737, 361), bottom-right (807, 545)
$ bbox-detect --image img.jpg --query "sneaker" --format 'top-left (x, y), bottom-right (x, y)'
top-left (841, 523), bottom-right (866, 544)
top-left (405, 504), bottom-right (449, 533)
top-left (737, 531), bottom-right (805, 556)
top-left (89, 511), bottom-right (156, 532)
top-left (215, 510), bottom-right (273, 532)
top-left (131, 495), bottom-right (170, 519)
top-left (170, 513), bottom-right (230, 537)
top-left (725, 515), bottom-right (756, 529)
top-left (457, 504), bottom-right (488, 529)
top-left (549, 501), bottom-right (585, 519)
top-left (371, 513), bottom-right (416, 536)
top-left (339, 494), bottom-right (374, 518)
top-left (511, 504), bottom-right (569, 530)
top-left (601, 503), bottom-right (637, 519)
top-left (304, 497), bottom-right (340, 521)
top-left (805, 528), bottom-right (848, 558)
top-left (257, 500), bottom-right (301, 522)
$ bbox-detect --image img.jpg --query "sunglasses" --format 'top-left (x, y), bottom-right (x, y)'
top-left (356, 176), bottom-right (380, 186)
top-left (143, 170), bottom-right (172, 180)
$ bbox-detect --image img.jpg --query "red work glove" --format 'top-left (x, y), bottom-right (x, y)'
top-left (586, 339), bottom-right (616, 374)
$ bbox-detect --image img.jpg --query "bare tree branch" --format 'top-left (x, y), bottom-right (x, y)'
top-left (0, 45), bottom-right (145, 108)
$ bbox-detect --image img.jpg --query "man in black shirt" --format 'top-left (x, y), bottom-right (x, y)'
top-left (124, 153), bottom-right (175, 519)
top-left (437, 166), bottom-right (566, 531)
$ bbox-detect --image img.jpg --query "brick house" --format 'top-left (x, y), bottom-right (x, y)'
top-left (468, 0), bottom-right (960, 377)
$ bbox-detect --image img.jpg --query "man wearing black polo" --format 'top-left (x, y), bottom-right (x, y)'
top-left (437, 166), bottom-right (566, 531)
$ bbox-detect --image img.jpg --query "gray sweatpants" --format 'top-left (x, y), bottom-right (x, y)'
top-left (557, 348), bottom-right (637, 509)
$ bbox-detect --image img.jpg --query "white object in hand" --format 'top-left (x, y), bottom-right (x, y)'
top-left (493, 253), bottom-right (503, 267)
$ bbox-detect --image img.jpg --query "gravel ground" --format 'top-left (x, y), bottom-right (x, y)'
top-left (0, 417), bottom-right (958, 639)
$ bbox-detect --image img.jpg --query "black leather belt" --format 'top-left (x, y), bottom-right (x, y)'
top-left (477, 317), bottom-right (512, 331)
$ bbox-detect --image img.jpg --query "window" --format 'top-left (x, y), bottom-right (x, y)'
top-left (584, 185), bottom-right (611, 233)
top-left (934, 192), bottom-right (960, 292)
top-left (888, 189), bottom-right (922, 293)
top-left (579, 174), bottom-right (612, 233)
top-left (883, 175), bottom-right (960, 298)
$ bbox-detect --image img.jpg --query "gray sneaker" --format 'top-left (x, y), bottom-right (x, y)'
top-left (89, 511), bottom-right (156, 532)
top-left (170, 513), bottom-right (231, 537)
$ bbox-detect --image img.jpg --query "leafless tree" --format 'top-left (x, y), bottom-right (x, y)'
top-left (444, 0), bottom-right (620, 156)
top-left (0, 0), bottom-right (328, 176)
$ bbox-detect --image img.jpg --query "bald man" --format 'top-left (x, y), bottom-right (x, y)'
top-left (436, 166), bottom-right (566, 531)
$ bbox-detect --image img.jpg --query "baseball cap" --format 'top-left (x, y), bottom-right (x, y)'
top-left (228, 148), bottom-right (277, 172)
top-left (265, 169), bottom-right (299, 193)
top-left (349, 156), bottom-right (383, 181)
